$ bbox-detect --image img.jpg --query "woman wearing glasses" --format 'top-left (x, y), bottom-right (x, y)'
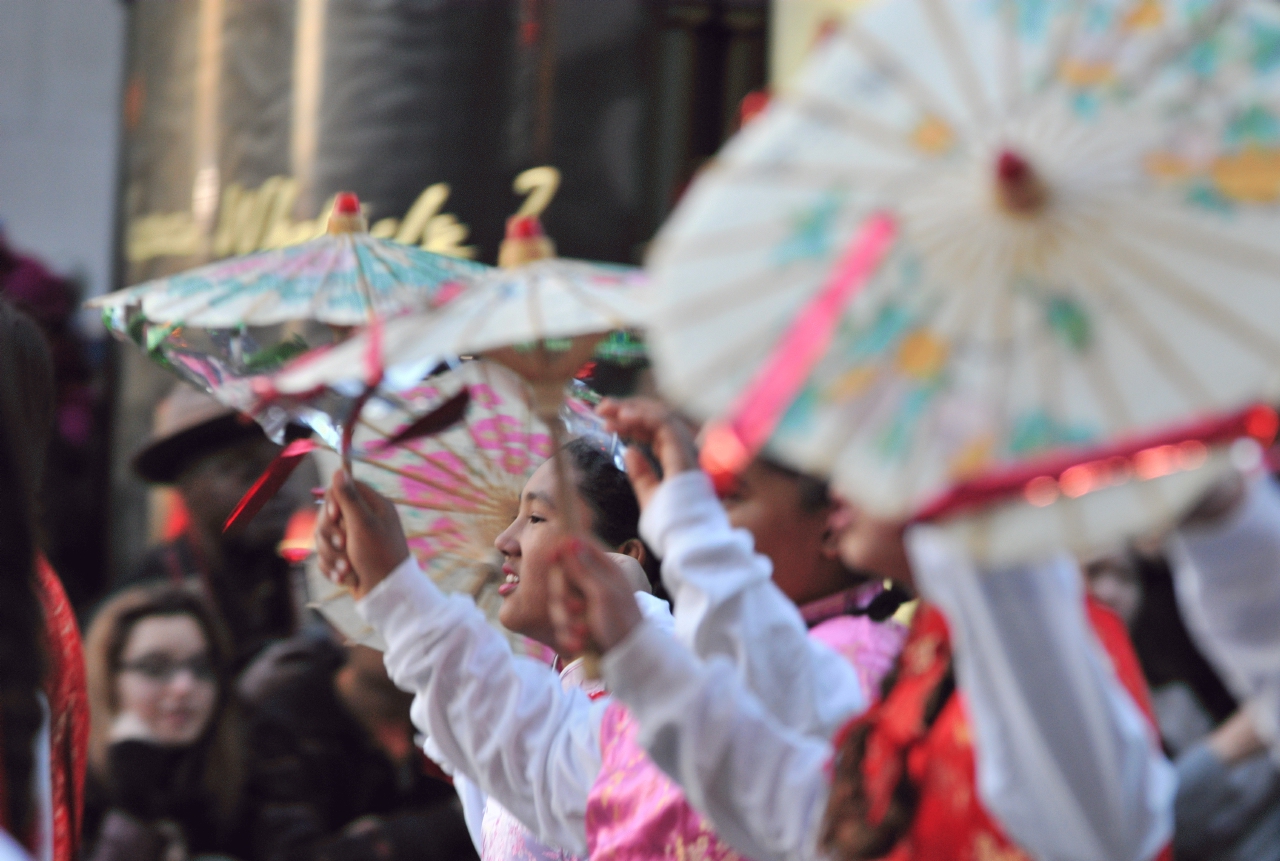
top-left (82, 586), bottom-right (247, 861)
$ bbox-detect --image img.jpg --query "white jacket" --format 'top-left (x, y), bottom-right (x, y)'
top-left (601, 525), bottom-right (1176, 861)
top-left (1169, 476), bottom-right (1280, 762)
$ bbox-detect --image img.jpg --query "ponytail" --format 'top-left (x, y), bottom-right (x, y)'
top-left (822, 621), bottom-right (955, 860)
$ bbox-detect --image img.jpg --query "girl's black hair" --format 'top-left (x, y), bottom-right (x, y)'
top-left (754, 456), bottom-right (832, 513)
top-left (560, 438), bottom-right (663, 593)
top-left (823, 659), bottom-right (956, 860)
top-left (0, 299), bottom-right (54, 841)
top-left (562, 438), bottom-right (640, 547)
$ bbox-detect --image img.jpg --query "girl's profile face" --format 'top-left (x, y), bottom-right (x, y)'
top-left (494, 457), bottom-right (594, 648)
top-left (116, 613), bottom-right (218, 746)
top-left (721, 461), bottom-right (843, 606)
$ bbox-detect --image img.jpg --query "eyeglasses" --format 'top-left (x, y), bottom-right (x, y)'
top-left (120, 654), bottom-right (216, 684)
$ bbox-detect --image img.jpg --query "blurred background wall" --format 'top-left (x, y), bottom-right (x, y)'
top-left (0, 0), bottom-right (125, 610)
top-left (0, 0), bottom-right (125, 306)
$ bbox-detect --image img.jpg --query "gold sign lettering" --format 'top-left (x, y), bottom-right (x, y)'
top-left (127, 176), bottom-right (476, 264)
top-left (512, 166), bottom-right (561, 218)
top-left (127, 212), bottom-right (206, 263)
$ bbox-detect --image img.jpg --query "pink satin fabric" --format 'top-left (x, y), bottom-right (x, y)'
top-left (808, 613), bottom-right (908, 704)
top-left (479, 654), bottom-right (597, 861)
top-left (584, 600), bottom-right (907, 859)
top-left (586, 701), bottom-right (747, 861)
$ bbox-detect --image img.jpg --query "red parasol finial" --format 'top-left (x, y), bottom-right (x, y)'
top-left (498, 214), bottom-right (556, 267)
top-left (334, 192), bottom-right (360, 214)
top-left (994, 149), bottom-right (1050, 216)
top-left (327, 192), bottom-right (368, 233)
top-left (506, 215), bottom-right (545, 239)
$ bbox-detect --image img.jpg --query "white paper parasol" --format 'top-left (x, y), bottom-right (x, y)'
top-left (645, 0), bottom-right (1280, 561)
top-left (271, 254), bottom-right (647, 397)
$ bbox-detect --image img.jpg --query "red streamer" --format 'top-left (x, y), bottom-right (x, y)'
top-left (223, 438), bottom-right (319, 534)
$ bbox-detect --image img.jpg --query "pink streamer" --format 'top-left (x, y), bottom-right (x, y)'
top-left (701, 213), bottom-right (897, 489)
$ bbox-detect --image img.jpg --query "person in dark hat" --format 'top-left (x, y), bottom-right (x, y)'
top-left (122, 383), bottom-right (309, 670)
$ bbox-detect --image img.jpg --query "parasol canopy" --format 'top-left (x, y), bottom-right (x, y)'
top-left (270, 172), bottom-right (646, 436)
top-left (90, 192), bottom-right (487, 328)
top-left (90, 192), bottom-right (489, 442)
top-left (303, 361), bottom-right (620, 651)
top-left (645, 0), bottom-right (1280, 562)
top-left (270, 251), bottom-right (648, 399)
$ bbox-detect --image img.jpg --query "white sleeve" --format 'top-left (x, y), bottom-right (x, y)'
top-left (602, 620), bottom-right (832, 861)
top-left (1168, 476), bottom-right (1280, 760)
top-left (451, 773), bottom-right (488, 855)
top-left (641, 470), bottom-right (865, 737)
top-left (0, 831), bottom-right (31, 861)
top-left (356, 558), bottom-right (604, 855)
top-left (907, 527), bottom-right (1175, 861)
top-left (419, 737), bottom-right (486, 855)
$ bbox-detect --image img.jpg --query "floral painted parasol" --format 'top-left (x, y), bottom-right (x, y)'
top-left (91, 193), bottom-right (485, 327)
top-left (644, 0), bottom-right (1280, 562)
top-left (305, 361), bottom-right (623, 651)
top-left (270, 241), bottom-right (647, 402)
top-left (305, 360), bottom-right (557, 650)
top-left (283, 171), bottom-right (646, 671)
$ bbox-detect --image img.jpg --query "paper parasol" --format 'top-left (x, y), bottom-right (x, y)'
top-left (645, 0), bottom-right (1280, 562)
top-left (303, 362), bottom-right (624, 651)
top-left (270, 166), bottom-right (645, 413)
top-left (281, 196), bottom-right (645, 673)
top-left (271, 238), bottom-right (647, 404)
top-left (90, 194), bottom-right (488, 440)
top-left (304, 360), bottom-right (557, 651)
top-left (90, 193), bottom-right (486, 327)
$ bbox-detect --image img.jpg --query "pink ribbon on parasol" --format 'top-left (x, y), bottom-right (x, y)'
top-left (699, 213), bottom-right (898, 493)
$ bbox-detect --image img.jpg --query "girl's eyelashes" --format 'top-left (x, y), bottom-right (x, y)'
top-left (529, 514), bottom-right (547, 524)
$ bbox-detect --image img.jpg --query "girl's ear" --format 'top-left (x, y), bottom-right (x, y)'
top-left (617, 537), bottom-right (647, 567)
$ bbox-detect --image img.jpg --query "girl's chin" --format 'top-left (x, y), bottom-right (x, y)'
top-left (155, 724), bottom-right (203, 746)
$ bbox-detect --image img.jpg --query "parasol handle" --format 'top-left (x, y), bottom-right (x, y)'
top-left (530, 380), bottom-right (602, 679)
top-left (530, 380), bottom-right (584, 538)
top-left (341, 385), bottom-right (378, 475)
top-left (341, 316), bottom-right (385, 474)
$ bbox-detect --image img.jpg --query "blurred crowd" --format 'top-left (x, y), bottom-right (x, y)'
top-left (79, 375), bottom-right (477, 861)
top-left (1, 234), bottom-right (479, 861)
top-left (3, 236), bottom-right (1280, 861)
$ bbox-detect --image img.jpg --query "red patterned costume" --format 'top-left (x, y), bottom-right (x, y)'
top-left (37, 559), bottom-right (88, 861)
top-left (851, 598), bottom-right (1169, 861)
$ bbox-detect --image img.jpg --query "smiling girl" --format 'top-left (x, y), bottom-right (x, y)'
top-left (317, 439), bottom-right (661, 861)
top-left (492, 440), bottom-right (653, 649)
